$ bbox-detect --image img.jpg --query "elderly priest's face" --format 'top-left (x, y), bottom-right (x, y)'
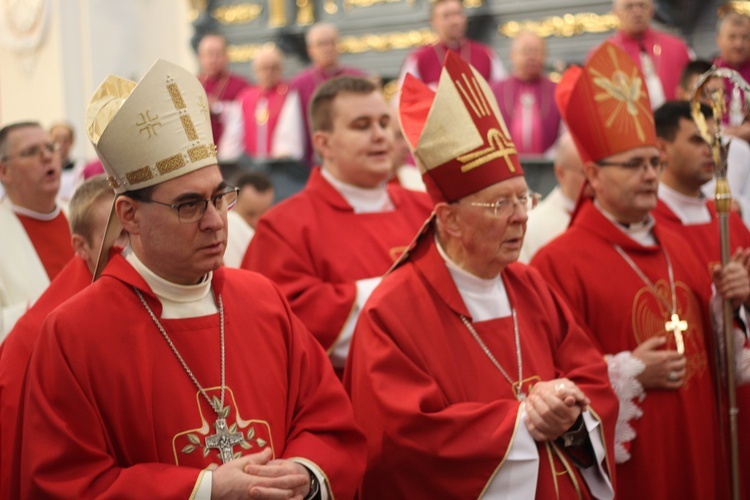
top-left (445, 176), bottom-right (529, 279)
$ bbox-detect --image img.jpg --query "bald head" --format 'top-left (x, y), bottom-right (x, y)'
top-left (613, 0), bottom-right (654, 38)
top-left (252, 44), bottom-right (284, 89)
top-left (198, 34), bottom-right (229, 78)
top-left (553, 133), bottom-right (586, 202)
top-left (510, 31), bottom-right (546, 81)
top-left (306, 23), bottom-right (340, 70)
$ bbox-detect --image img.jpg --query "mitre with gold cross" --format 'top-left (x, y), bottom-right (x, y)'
top-left (85, 59), bottom-right (218, 279)
top-left (399, 50), bottom-right (524, 204)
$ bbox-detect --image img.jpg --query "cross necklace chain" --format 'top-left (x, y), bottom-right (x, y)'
top-left (613, 245), bottom-right (688, 354)
top-left (134, 288), bottom-right (243, 464)
top-left (460, 309), bottom-right (525, 401)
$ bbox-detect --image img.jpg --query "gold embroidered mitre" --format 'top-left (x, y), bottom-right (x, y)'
top-left (555, 42), bottom-right (656, 163)
top-left (86, 59), bottom-right (217, 194)
top-left (399, 51), bottom-right (523, 203)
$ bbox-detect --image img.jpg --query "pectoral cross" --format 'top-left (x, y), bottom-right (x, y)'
top-left (665, 313), bottom-right (688, 355)
top-left (205, 417), bottom-right (244, 464)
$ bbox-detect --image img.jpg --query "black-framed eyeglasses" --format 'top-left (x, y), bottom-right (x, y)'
top-left (469, 191), bottom-right (542, 217)
top-left (596, 156), bottom-right (664, 173)
top-left (140, 186), bottom-right (240, 223)
top-left (1, 142), bottom-right (60, 162)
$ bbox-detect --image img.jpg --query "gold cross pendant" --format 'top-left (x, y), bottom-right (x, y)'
top-left (665, 313), bottom-right (688, 355)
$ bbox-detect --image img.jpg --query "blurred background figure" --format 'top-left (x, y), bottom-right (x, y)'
top-left (492, 30), bottom-right (561, 156)
top-left (0, 122), bottom-right (73, 337)
top-left (388, 107), bottom-right (425, 192)
top-left (197, 32), bottom-right (250, 147)
top-left (234, 172), bottom-right (275, 230)
top-left (49, 122), bottom-right (85, 201)
top-left (291, 23), bottom-right (366, 167)
top-left (597, 0), bottom-right (693, 108)
top-left (519, 133), bottom-right (586, 263)
top-left (221, 44), bottom-right (304, 162)
top-left (398, 0), bottom-right (505, 90)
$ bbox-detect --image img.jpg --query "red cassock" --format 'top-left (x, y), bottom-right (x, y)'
top-left (0, 256), bottom-right (92, 500)
top-left (600, 28), bottom-right (692, 102)
top-left (404, 40), bottom-right (499, 86)
top-left (344, 227), bottom-right (618, 499)
top-left (12, 253), bottom-right (366, 498)
top-left (653, 198), bottom-right (750, 500)
top-left (531, 200), bottom-right (728, 499)
top-left (241, 168), bottom-right (433, 351)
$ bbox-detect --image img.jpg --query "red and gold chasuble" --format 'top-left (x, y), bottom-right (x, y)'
top-left (532, 199), bottom-right (729, 500)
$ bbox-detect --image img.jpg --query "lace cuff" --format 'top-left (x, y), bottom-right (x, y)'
top-left (735, 330), bottom-right (750, 385)
top-left (605, 351), bottom-right (646, 464)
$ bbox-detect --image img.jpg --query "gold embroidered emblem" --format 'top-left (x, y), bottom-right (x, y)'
top-left (107, 176), bottom-right (120, 189)
top-left (136, 111), bottom-right (162, 139)
top-left (180, 114), bottom-right (198, 141)
top-left (126, 166), bottom-right (154, 185)
top-left (188, 145), bottom-right (211, 162)
top-left (173, 387), bottom-right (274, 465)
top-left (198, 96), bottom-right (210, 120)
top-left (167, 82), bottom-right (186, 110)
top-left (632, 280), bottom-right (707, 387)
top-left (453, 72), bottom-right (517, 173)
top-left (589, 45), bottom-right (653, 142)
top-left (156, 154), bottom-right (186, 175)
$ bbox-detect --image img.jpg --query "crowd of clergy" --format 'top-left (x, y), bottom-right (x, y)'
top-left (4, 0), bottom-right (750, 498)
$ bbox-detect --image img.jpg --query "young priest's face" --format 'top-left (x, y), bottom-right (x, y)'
top-left (126, 165), bottom-right (229, 285)
top-left (317, 90), bottom-right (394, 189)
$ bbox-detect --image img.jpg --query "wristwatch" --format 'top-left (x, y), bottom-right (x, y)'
top-left (304, 467), bottom-right (320, 500)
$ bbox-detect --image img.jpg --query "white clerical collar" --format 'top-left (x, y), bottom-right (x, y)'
top-left (435, 235), bottom-right (511, 321)
top-left (123, 246), bottom-right (217, 319)
top-left (594, 200), bottom-right (656, 246)
top-left (321, 167), bottom-right (394, 213)
top-left (658, 183), bottom-right (711, 225)
top-left (10, 201), bottom-right (61, 221)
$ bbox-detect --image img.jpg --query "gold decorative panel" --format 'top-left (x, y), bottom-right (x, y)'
top-left (212, 3), bottom-right (263, 25)
top-left (499, 12), bottom-right (619, 38)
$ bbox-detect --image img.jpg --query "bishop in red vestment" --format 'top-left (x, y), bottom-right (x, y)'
top-left (242, 77), bottom-right (432, 371)
top-left (346, 51), bottom-right (618, 499)
top-left (12, 59), bottom-right (365, 499)
top-left (532, 43), bottom-right (748, 499)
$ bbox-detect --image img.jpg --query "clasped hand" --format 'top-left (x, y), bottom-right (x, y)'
top-left (524, 378), bottom-right (589, 441)
top-left (211, 448), bottom-right (311, 499)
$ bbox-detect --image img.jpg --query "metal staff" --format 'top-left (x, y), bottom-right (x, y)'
top-left (690, 67), bottom-right (746, 500)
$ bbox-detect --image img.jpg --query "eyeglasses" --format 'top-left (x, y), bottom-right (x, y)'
top-left (596, 156), bottom-right (664, 173)
top-left (469, 191), bottom-right (541, 217)
top-left (1, 142), bottom-right (60, 162)
top-left (140, 186), bottom-right (239, 223)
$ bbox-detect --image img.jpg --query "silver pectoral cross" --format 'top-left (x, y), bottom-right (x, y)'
top-left (205, 417), bottom-right (244, 464)
top-left (665, 313), bottom-right (688, 355)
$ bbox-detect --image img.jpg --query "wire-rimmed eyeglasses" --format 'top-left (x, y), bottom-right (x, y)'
top-left (139, 186), bottom-right (240, 223)
top-left (468, 191), bottom-right (542, 217)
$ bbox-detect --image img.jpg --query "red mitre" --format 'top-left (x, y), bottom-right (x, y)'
top-left (555, 41), bottom-right (657, 164)
top-left (399, 51), bottom-right (523, 204)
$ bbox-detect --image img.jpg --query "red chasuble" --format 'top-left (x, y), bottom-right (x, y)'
top-left (0, 256), bottom-right (91, 500)
top-left (238, 82), bottom-right (289, 157)
top-left (531, 199), bottom-right (728, 500)
top-left (12, 254), bottom-right (365, 498)
top-left (241, 168), bottom-right (433, 352)
top-left (289, 66), bottom-right (366, 167)
top-left (653, 198), bottom-right (750, 500)
top-left (16, 211), bottom-right (73, 280)
top-left (344, 227), bottom-right (618, 498)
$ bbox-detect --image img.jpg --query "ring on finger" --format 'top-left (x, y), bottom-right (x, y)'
top-left (668, 371), bottom-right (679, 382)
top-left (554, 383), bottom-right (566, 392)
